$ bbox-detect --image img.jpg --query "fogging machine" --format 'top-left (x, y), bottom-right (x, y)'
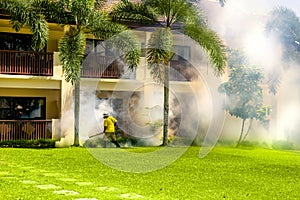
top-left (89, 132), bottom-right (104, 138)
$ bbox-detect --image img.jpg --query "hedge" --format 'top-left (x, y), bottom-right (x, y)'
top-left (0, 139), bottom-right (56, 148)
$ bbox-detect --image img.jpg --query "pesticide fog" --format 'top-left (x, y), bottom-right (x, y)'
top-left (57, 41), bottom-right (223, 148)
top-left (57, 0), bottom-right (300, 148)
top-left (200, 0), bottom-right (300, 145)
top-left (87, 70), bottom-right (210, 147)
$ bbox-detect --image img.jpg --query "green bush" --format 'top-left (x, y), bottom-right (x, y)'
top-left (0, 139), bottom-right (56, 148)
top-left (83, 137), bottom-right (104, 148)
top-left (171, 136), bottom-right (194, 146)
top-left (272, 140), bottom-right (296, 150)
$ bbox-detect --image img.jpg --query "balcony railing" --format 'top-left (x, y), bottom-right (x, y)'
top-left (82, 54), bottom-right (194, 81)
top-left (81, 54), bottom-right (123, 78)
top-left (170, 60), bottom-right (196, 81)
top-left (0, 120), bottom-right (52, 142)
top-left (0, 50), bottom-right (53, 76)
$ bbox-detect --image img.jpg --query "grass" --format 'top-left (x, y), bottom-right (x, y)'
top-left (0, 146), bottom-right (300, 199)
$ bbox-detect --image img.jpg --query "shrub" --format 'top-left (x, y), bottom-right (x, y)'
top-left (0, 139), bottom-right (56, 148)
top-left (83, 137), bottom-right (104, 148)
top-left (172, 136), bottom-right (194, 146)
top-left (272, 140), bottom-right (296, 150)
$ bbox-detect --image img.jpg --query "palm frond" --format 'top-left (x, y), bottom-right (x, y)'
top-left (266, 7), bottom-right (300, 37)
top-left (88, 11), bottom-right (125, 39)
top-left (180, 2), bottom-right (206, 26)
top-left (88, 10), bottom-right (141, 69)
top-left (148, 63), bottom-right (166, 83)
top-left (108, 30), bottom-right (142, 70)
top-left (147, 28), bottom-right (173, 83)
top-left (160, 0), bottom-right (189, 26)
top-left (28, 13), bottom-right (48, 52)
top-left (70, 0), bottom-right (94, 27)
top-left (59, 27), bottom-right (86, 84)
top-left (36, 0), bottom-right (75, 25)
top-left (94, 0), bottom-right (106, 10)
top-left (142, 0), bottom-right (207, 28)
top-left (147, 28), bottom-right (173, 64)
top-left (1, 0), bottom-right (48, 51)
top-left (184, 24), bottom-right (227, 74)
top-left (110, 0), bottom-right (158, 24)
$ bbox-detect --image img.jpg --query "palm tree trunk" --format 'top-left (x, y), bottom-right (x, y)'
top-left (73, 80), bottom-right (80, 146)
top-left (162, 64), bottom-right (170, 146)
top-left (236, 118), bottom-right (246, 147)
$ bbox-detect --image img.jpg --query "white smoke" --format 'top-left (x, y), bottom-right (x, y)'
top-left (200, 0), bottom-right (300, 145)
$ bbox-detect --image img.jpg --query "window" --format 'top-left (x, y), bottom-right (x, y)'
top-left (0, 97), bottom-right (46, 119)
top-left (170, 45), bottom-right (194, 81)
top-left (85, 39), bottom-right (95, 55)
top-left (0, 32), bottom-right (34, 51)
top-left (141, 44), bottom-right (191, 60)
top-left (172, 45), bottom-right (191, 61)
top-left (85, 39), bottom-right (121, 57)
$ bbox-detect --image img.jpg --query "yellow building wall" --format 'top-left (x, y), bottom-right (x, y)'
top-left (0, 20), bottom-right (31, 34)
top-left (47, 23), bottom-right (65, 52)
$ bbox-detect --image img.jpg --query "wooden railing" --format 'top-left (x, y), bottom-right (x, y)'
top-left (0, 50), bottom-right (53, 76)
top-left (81, 55), bottom-right (194, 81)
top-left (81, 54), bottom-right (123, 78)
top-left (170, 60), bottom-right (195, 81)
top-left (0, 120), bottom-right (52, 142)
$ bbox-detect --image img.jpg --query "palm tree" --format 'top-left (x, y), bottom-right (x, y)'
top-left (50, 0), bottom-right (141, 146)
top-left (263, 7), bottom-right (300, 95)
top-left (266, 7), bottom-right (300, 65)
top-left (1, 0), bottom-right (141, 146)
top-left (110, 0), bottom-right (227, 145)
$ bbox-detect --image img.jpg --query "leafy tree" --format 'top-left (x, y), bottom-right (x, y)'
top-left (1, 0), bottom-right (141, 146)
top-left (110, 0), bottom-right (227, 145)
top-left (219, 49), bottom-right (270, 146)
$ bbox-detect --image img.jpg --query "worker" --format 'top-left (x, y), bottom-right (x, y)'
top-left (102, 112), bottom-right (120, 148)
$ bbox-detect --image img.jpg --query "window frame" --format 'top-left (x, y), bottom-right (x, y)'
top-left (0, 97), bottom-right (46, 120)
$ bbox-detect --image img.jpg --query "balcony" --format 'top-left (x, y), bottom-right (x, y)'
top-left (170, 60), bottom-right (196, 81)
top-left (82, 54), bottom-right (194, 81)
top-left (0, 120), bottom-right (52, 141)
top-left (81, 54), bottom-right (124, 78)
top-left (0, 50), bottom-right (53, 76)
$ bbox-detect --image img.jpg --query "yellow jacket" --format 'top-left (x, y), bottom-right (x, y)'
top-left (104, 116), bottom-right (117, 132)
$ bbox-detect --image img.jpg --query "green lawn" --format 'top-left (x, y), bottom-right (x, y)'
top-left (0, 146), bottom-right (299, 199)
